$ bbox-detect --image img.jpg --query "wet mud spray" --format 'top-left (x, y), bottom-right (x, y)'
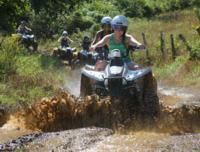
top-left (8, 90), bottom-right (200, 133)
top-left (0, 88), bottom-right (200, 151)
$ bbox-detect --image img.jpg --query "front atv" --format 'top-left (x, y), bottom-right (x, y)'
top-left (80, 49), bottom-right (159, 117)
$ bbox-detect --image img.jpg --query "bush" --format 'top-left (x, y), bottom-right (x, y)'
top-left (115, 0), bottom-right (198, 18)
top-left (30, 10), bottom-right (94, 38)
top-left (115, 0), bottom-right (150, 17)
top-left (191, 38), bottom-right (200, 60)
top-left (81, 0), bottom-right (121, 22)
top-left (0, 37), bottom-right (21, 81)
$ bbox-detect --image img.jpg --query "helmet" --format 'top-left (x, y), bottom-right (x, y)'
top-left (83, 36), bottom-right (90, 41)
top-left (20, 20), bottom-right (26, 25)
top-left (62, 31), bottom-right (68, 36)
top-left (101, 16), bottom-right (112, 25)
top-left (111, 15), bottom-right (128, 27)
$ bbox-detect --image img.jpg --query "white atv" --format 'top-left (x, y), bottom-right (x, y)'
top-left (80, 49), bottom-right (159, 116)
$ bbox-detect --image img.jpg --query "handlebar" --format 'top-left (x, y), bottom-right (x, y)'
top-left (128, 45), bottom-right (146, 51)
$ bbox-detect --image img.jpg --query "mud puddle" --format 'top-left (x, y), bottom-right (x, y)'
top-left (0, 85), bottom-right (200, 151)
top-left (158, 82), bottom-right (200, 107)
top-left (86, 131), bottom-right (200, 152)
top-left (23, 127), bottom-right (113, 152)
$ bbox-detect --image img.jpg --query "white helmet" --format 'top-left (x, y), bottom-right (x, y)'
top-left (111, 15), bottom-right (128, 27)
top-left (101, 16), bottom-right (112, 25)
top-left (62, 31), bottom-right (68, 36)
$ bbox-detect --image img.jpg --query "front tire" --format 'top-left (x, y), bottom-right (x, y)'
top-left (142, 72), bottom-right (160, 118)
top-left (80, 74), bottom-right (92, 97)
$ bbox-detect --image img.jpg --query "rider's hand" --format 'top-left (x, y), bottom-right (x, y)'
top-left (89, 45), bottom-right (96, 52)
top-left (139, 44), bottom-right (145, 50)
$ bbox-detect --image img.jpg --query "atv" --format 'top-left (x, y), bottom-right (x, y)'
top-left (78, 47), bottom-right (108, 66)
top-left (22, 33), bottom-right (38, 50)
top-left (13, 32), bottom-right (38, 52)
top-left (77, 50), bottom-right (101, 65)
top-left (53, 46), bottom-right (76, 66)
top-left (80, 48), bottom-right (159, 116)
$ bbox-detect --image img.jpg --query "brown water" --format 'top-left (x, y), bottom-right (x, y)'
top-left (0, 85), bottom-right (200, 151)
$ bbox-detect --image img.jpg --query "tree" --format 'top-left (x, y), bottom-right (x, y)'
top-left (0, 0), bottom-right (30, 32)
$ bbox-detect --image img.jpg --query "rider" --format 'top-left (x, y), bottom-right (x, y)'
top-left (16, 20), bottom-right (38, 52)
top-left (82, 36), bottom-right (91, 51)
top-left (90, 15), bottom-right (145, 69)
top-left (17, 21), bottom-right (32, 35)
top-left (91, 16), bottom-right (113, 59)
top-left (58, 31), bottom-right (73, 47)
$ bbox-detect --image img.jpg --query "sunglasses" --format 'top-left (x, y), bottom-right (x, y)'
top-left (112, 25), bottom-right (125, 31)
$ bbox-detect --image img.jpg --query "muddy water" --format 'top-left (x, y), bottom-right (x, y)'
top-left (63, 69), bottom-right (81, 96)
top-left (86, 131), bottom-right (200, 151)
top-left (0, 85), bottom-right (200, 151)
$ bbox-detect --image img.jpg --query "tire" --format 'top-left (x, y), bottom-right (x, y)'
top-left (142, 72), bottom-right (160, 118)
top-left (80, 74), bottom-right (92, 97)
top-left (33, 42), bottom-right (38, 52)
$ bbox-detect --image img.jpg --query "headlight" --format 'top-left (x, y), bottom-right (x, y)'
top-left (122, 79), bottom-right (127, 85)
top-left (104, 79), bottom-right (108, 87)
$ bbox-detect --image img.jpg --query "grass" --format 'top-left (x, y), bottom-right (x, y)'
top-left (0, 48), bottom-right (70, 105)
top-left (128, 9), bottom-right (199, 56)
top-left (153, 56), bottom-right (189, 78)
top-left (16, 54), bottom-right (62, 76)
top-left (127, 9), bottom-right (200, 86)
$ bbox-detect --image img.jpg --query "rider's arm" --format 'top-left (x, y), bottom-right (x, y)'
top-left (91, 31), bottom-right (101, 45)
top-left (16, 25), bottom-right (22, 33)
top-left (92, 30), bottom-right (102, 45)
top-left (126, 34), bottom-right (145, 49)
top-left (25, 26), bottom-right (32, 32)
top-left (58, 37), bottom-right (62, 42)
top-left (67, 37), bottom-right (74, 43)
top-left (90, 35), bottom-right (110, 51)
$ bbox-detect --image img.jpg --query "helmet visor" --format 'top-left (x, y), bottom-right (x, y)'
top-left (102, 23), bottom-right (111, 28)
top-left (112, 25), bottom-right (126, 31)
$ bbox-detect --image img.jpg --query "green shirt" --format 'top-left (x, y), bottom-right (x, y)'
top-left (108, 34), bottom-right (130, 60)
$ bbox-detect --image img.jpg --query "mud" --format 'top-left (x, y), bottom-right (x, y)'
top-left (86, 132), bottom-right (200, 152)
top-left (0, 133), bottom-right (41, 151)
top-left (23, 127), bottom-right (113, 152)
top-left (1, 90), bottom-right (199, 133)
top-left (0, 104), bottom-right (9, 127)
top-left (0, 87), bottom-right (200, 151)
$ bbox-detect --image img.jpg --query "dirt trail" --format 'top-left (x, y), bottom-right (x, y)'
top-left (0, 83), bottom-right (200, 151)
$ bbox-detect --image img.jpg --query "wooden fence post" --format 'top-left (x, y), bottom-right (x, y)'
top-left (170, 34), bottom-right (176, 60)
top-left (142, 32), bottom-right (150, 62)
top-left (160, 31), bottom-right (166, 60)
top-left (178, 34), bottom-right (192, 52)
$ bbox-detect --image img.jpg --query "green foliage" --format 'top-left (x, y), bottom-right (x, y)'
top-left (0, 0), bottom-right (30, 32)
top-left (114, 0), bottom-right (199, 18)
top-left (28, 0), bottom-right (92, 38)
top-left (16, 54), bottom-right (62, 76)
top-left (1, 0), bottom-right (200, 36)
top-left (115, 0), bottom-right (152, 17)
top-left (0, 42), bottom-right (66, 104)
top-left (190, 38), bottom-right (200, 60)
top-left (194, 8), bottom-right (200, 22)
top-left (0, 37), bottom-right (21, 81)
top-left (81, 0), bottom-right (121, 21)
top-left (31, 10), bottom-right (94, 38)
top-left (29, 0), bottom-right (84, 15)
top-left (153, 56), bottom-right (189, 78)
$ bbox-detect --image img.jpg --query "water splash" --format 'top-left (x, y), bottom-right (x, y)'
top-left (1, 90), bottom-right (198, 134)
top-left (63, 68), bottom-right (82, 97)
